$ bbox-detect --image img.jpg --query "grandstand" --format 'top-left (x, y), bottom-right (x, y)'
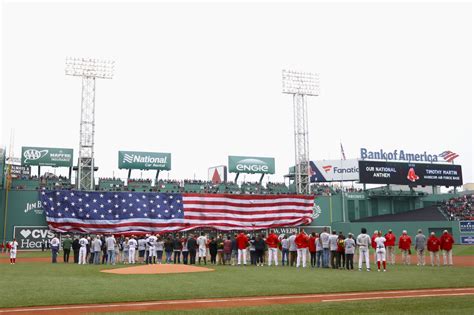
top-left (439, 195), bottom-right (474, 221)
top-left (1, 155), bottom-right (471, 248)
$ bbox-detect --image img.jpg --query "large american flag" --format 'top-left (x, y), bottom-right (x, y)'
top-left (40, 190), bottom-right (314, 234)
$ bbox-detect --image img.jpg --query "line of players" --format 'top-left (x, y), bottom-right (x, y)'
top-left (67, 228), bottom-right (455, 272)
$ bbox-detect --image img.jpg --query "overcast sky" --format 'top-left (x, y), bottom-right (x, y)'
top-left (1, 1), bottom-right (472, 184)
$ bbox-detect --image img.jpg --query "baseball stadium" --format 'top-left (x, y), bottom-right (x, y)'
top-left (1, 2), bottom-right (473, 315)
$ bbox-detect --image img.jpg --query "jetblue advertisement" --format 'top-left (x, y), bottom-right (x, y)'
top-left (310, 159), bottom-right (359, 182)
top-left (358, 161), bottom-right (463, 186)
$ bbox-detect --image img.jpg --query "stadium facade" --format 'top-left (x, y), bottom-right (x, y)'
top-left (0, 146), bottom-right (471, 249)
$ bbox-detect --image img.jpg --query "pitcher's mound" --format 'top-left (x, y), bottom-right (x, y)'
top-left (101, 264), bottom-right (214, 275)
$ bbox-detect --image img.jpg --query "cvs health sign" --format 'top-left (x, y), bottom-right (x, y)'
top-left (13, 226), bottom-right (56, 250)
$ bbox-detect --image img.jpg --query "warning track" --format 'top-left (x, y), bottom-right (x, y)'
top-left (0, 288), bottom-right (473, 314)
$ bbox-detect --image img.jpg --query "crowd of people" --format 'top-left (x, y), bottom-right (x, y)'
top-left (440, 195), bottom-right (474, 221)
top-left (4, 228), bottom-right (457, 270)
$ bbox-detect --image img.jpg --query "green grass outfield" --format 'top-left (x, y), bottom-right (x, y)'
top-left (0, 257), bottom-right (473, 309)
top-left (114, 296), bottom-right (474, 315)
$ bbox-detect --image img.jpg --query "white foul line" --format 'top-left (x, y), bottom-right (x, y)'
top-left (0, 288), bottom-right (473, 313)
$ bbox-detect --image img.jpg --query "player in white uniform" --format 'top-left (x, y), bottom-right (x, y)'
top-left (196, 232), bottom-right (208, 265)
top-left (9, 239), bottom-right (18, 264)
top-left (78, 236), bottom-right (89, 265)
top-left (147, 234), bottom-right (158, 264)
top-left (356, 228), bottom-right (371, 271)
top-left (128, 236), bottom-right (138, 264)
top-left (374, 231), bottom-right (387, 272)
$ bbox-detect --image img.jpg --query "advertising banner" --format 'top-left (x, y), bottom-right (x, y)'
top-left (358, 161), bottom-right (463, 186)
top-left (9, 164), bottom-right (31, 179)
top-left (118, 151), bottom-right (171, 170)
top-left (360, 148), bottom-right (459, 163)
top-left (21, 147), bottom-right (73, 167)
top-left (13, 226), bottom-right (55, 250)
top-left (228, 156), bottom-right (275, 174)
top-left (310, 159), bottom-right (359, 182)
top-left (460, 221), bottom-right (474, 233)
top-left (460, 236), bottom-right (474, 245)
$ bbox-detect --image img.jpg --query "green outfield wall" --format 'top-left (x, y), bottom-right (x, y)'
top-left (0, 189), bottom-right (468, 245)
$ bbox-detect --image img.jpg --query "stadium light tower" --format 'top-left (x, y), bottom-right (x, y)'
top-left (282, 70), bottom-right (319, 194)
top-left (65, 57), bottom-right (114, 190)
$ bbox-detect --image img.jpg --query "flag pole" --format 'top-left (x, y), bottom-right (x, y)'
top-left (2, 130), bottom-right (14, 245)
top-left (340, 141), bottom-right (346, 223)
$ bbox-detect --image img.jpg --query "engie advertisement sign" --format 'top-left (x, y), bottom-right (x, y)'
top-left (310, 159), bottom-right (359, 182)
top-left (118, 151), bottom-right (171, 170)
top-left (228, 156), bottom-right (275, 174)
top-left (21, 147), bottom-right (73, 167)
top-left (13, 226), bottom-right (55, 250)
top-left (358, 161), bottom-right (463, 186)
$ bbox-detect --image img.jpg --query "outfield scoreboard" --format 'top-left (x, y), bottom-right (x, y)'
top-left (359, 160), bottom-right (463, 186)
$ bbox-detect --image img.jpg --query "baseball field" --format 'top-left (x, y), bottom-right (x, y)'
top-left (0, 246), bottom-right (473, 314)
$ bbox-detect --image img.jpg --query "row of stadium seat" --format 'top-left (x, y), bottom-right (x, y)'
top-left (9, 177), bottom-right (343, 196)
top-left (439, 195), bottom-right (474, 221)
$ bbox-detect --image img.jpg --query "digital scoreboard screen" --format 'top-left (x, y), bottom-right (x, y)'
top-left (358, 160), bottom-right (463, 186)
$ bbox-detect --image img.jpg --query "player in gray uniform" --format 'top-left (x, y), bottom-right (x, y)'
top-left (123, 237), bottom-right (129, 264)
top-left (138, 237), bottom-right (147, 264)
top-left (344, 233), bottom-right (355, 270)
top-left (415, 229), bottom-right (426, 266)
top-left (92, 235), bottom-right (102, 265)
top-left (147, 234), bottom-right (158, 264)
top-left (356, 228), bottom-right (371, 271)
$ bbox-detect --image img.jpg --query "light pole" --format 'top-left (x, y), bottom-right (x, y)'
top-left (282, 70), bottom-right (319, 194)
top-left (65, 57), bottom-right (114, 190)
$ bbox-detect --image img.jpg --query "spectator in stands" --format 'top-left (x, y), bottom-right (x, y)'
top-left (427, 232), bottom-right (441, 267)
top-left (440, 230), bottom-right (455, 266)
top-left (415, 229), bottom-right (426, 266)
top-left (384, 229), bottom-right (396, 265)
top-left (398, 230), bottom-right (412, 265)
